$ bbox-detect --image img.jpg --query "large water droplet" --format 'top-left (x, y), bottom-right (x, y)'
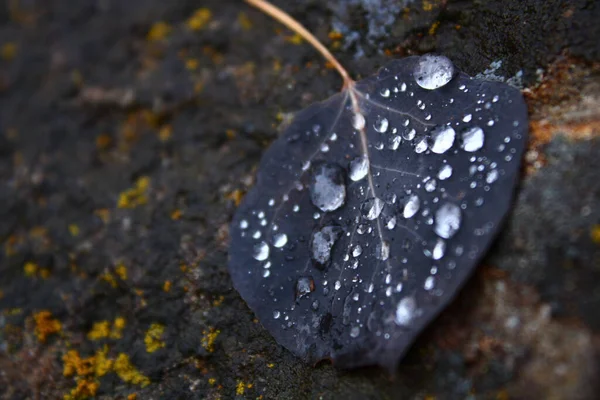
top-left (352, 245), bottom-right (363, 257)
top-left (349, 156), bottom-right (369, 182)
top-left (253, 242), bottom-right (270, 261)
top-left (429, 125), bottom-right (456, 154)
top-left (309, 163), bottom-right (346, 212)
top-left (310, 225), bottom-right (342, 267)
top-left (414, 54), bottom-right (455, 90)
top-left (272, 233), bottom-right (288, 248)
top-left (373, 116), bottom-right (389, 133)
top-left (395, 296), bottom-right (417, 326)
top-left (295, 277), bottom-right (314, 299)
top-left (434, 203), bottom-right (462, 239)
top-left (403, 195), bottom-right (420, 219)
top-left (461, 126), bottom-right (485, 152)
top-left (361, 197), bottom-right (384, 220)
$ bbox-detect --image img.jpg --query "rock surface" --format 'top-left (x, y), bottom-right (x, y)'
top-left (0, 0), bottom-right (598, 399)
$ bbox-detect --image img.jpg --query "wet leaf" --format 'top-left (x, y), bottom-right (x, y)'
top-left (228, 55), bottom-right (528, 370)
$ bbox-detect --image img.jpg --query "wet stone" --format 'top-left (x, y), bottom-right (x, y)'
top-left (229, 56), bottom-right (528, 370)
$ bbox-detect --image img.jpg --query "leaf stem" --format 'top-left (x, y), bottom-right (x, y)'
top-left (244, 0), bottom-right (355, 88)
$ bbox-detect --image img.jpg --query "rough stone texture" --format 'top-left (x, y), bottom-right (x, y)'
top-left (0, 0), bottom-right (598, 399)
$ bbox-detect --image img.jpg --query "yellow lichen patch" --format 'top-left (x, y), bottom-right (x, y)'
top-left (87, 321), bottom-right (111, 341)
top-left (591, 225), bottom-right (600, 244)
top-left (95, 134), bottom-right (112, 150)
top-left (187, 8), bottom-right (212, 31)
top-left (236, 381), bottom-right (245, 396)
top-left (1, 42), bottom-right (17, 60)
top-left (422, 0), bottom-right (435, 11)
top-left (208, 377), bottom-right (216, 386)
top-left (94, 346), bottom-right (113, 377)
top-left (115, 263), bottom-right (128, 280)
top-left (225, 189), bottom-right (244, 206)
top-left (225, 129), bottom-right (236, 139)
top-left (201, 327), bottom-right (220, 353)
top-left (144, 323), bottom-right (166, 353)
top-left (185, 58), bottom-right (199, 71)
top-left (163, 280), bottom-right (172, 292)
top-left (147, 21), bottom-right (171, 41)
top-left (117, 176), bottom-right (151, 209)
top-left (34, 310), bottom-right (62, 342)
top-left (68, 224), bottom-right (80, 237)
top-left (63, 350), bottom-right (95, 377)
top-left (428, 21), bottom-right (440, 35)
top-left (237, 12), bottom-right (253, 30)
top-left (62, 347), bottom-right (111, 400)
top-left (113, 353), bottom-right (151, 387)
top-left (159, 125), bottom-right (172, 142)
top-left (100, 272), bottom-right (118, 288)
top-left (170, 209), bottom-right (183, 220)
top-left (24, 261), bottom-right (38, 277)
top-left (212, 295), bottom-right (225, 307)
top-left (267, 363), bottom-right (275, 368)
top-left (111, 317), bottom-right (126, 339)
top-left (63, 379), bottom-right (99, 400)
top-left (285, 33), bottom-right (304, 45)
top-left (94, 208), bottom-right (110, 224)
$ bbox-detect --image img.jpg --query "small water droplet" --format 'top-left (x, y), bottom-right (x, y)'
top-left (432, 238), bottom-right (446, 260)
top-left (309, 163), bottom-right (346, 212)
top-left (350, 326), bottom-right (360, 338)
top-left (349, 156), bottom-right (369, 182)
top-left (403, 195), bottom-right (420, 219)
top-left (438, 164), bottom-right (453, 180)
top-left (424, 179), bottom-right (437, 192)
top-left (240, 220), bottom-right (248, 229)
top-left (253, 242), bottom-right (269, 261)
top-left (461, 126), bottom-right (485, 152)
top-left (395, 296), bottom-right (417, 326)
top-left (429, 125), bottom-right (456, 154)
top-left (415, 137), bottom-right (428, 153)
top-left (310, 225), bottom-right (342, 267)
top-left (434, 203), bottom-right (462, 239)
top-left (414, 54), bottom-right (455, 90)
top-left (385, 215), bottom-right (397, 230)
top-left (388, 135), bottom-right (402, 150)
top-left (352, 113), bottom-right (366, 130)
top-left (352, 245), bottom-right (363, 257)
top-left (273, 233), bottom-right (288, 248)
top-left (462, 114), bottom-right (472, 122)
top-left (295, 276), bottom-right (314, 299)
top-left (273, 311), bottom-right (281, 319)
top-left (424, 276), bottom-right (435, 290)
top-left (361, 197), bottom-right (384, 220)
top-left (335, 281), bottom-right (341, 290)
top-left (403, 129), bottom-right (416, 141)
top-left (486, 169), bottom-right (499, 184)
top-left (380, 88), bottom-right (390, 97)
top-left (376, 241), bottom-right (390, 261)
top-left (374, 116), bottom-right (389, 133)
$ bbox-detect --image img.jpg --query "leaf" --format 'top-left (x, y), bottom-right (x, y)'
top-left (228, 55), bottom-right (528, 370)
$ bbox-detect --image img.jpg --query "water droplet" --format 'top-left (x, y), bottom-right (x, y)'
top-left (240, 220), bottom-right (248, 229)
top-left (432, 238), bottom-right (446, 260)
top-left (309, 163), bottom-right (346, 212)
top-left (253, 242), bottom-right (269, 261)
top-left (352, 245), bottom-right (363, 257)
top-left (403, 129), bottom-right (416, 141)
top-left (310, 225), bottom-right (342, 266)
top-left (424, 276), bottom-right (435, 290)
top-left (349, 156), bottom-right (369, 182)
top-left (252, 230), bottom-right (261, 239)
top-left (374, 116), bottom-right (389, 133)
top-left (335, 281), bottom-right (341, 290)
top-left (414, 54), bottom-right (455, 90)
top-left (429, 125), bottom-right (456, 154)
top-left (350, 326), bottom-right (360, 338)
top-left (415, 137), bottom-right (428, 153)
top-left (434, 203), bottom-right (462, 239)
top-left (352, 113), bottom-right (365, 130)
top-left (385, 215), bottom-right (397, 230)
top-left (380, 88), bottom-right (390, 98)
top-left (361, 197), bottom-right (384, 220)
top-left (376, 241), bottom-right (390, 261)
top-left (403, 195), bottom-right (420, 219)
top-left (273, 311), bottom-right (281, 319)
top-left (486, 169), bottom-right (499, 184)
top-left (424, 179), bottom-right (437, 192)
top-left (438, 164), bottom-right (453, 180)
top-left (388, 135), bottom-right (402, 150)
top-left (296, 277), bottom-right (314, 299)
top-left (273, 233), bottom-right (288, 248)
top-left (461, 126), bottom-right (485, 152)
top-left (462, 114), bottom-right (472, 122)
top-left (395, 296), bottom-right (417, 326)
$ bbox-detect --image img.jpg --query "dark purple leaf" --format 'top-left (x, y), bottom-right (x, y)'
top-left (228, 55), bottom-right (528, 370)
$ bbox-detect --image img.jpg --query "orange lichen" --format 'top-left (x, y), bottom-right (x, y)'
top-left (185, 58), bottom-right (199, 71)
top-left (113, 354), bottom-right (151, 387)
top-left (87, 321), bottom-right (111, 341)
top-left (225, 189), bottom-right (244, 206)
top-left (95, 134), bottom-right (112, 150)
top-left (163, 280), bottom-right (172, 292)
top-left (159, 125), bottom-right (173, 142)
top-left (170, 209), bottom-right (183, 220)
top-left (428, 21), bottom-right (440, 36)
top-left (63, 379), bottom-right (99, 400)
top-left (144, 323), bottom-right (166, 353)
top-left (100, 272), bottom-right (118, 288)
top-left (285, 33), bottom-right (304, 45)
top-left (422, 0), bottom-right (435, 11)
top-left (115, 263), bottom-right (128, 280)
top-left (127, 394), bottom-right (138, 400)
top-left (62, 346), bottom-right (112, 399)
top-left (212, 295), bottom-right (225, 307)
top-left (34, 310), bottom-right (62, 342)
top-left (201, 327), bottom-right (220, 353)
top-left (94, 208), bottom-right (111, 224)
top-left (117, 177), bottom-right (150, 208)
top-left (147, 21), bottom-right (171, 41)
top-left (187, 8), bottom-right (212, 31)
